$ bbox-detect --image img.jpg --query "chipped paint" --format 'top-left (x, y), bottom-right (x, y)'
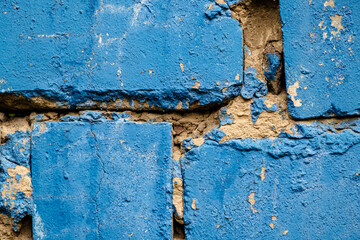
top-left (260, 166), bottom-right (266, 181)
top-left (191, 199), bottom-right (197, 210)
top-left (269, 222), bottom-right (275, 229)
top-left (330, 14), bottom-right (344, 36)
top-left (324, 0), bottom-right (335, 8)
top-left (248, 192), bottom-right (258, 213)
top-left (182, 120), bottom-right (360, 239)
top-left (0, 0), bottom-right (243, 110)
top-left (0, 129), bottom-right (31, 231)
top-left (280, 0), bottom-right (360, 119)
top-left (231, 0), bottom-right (283, 95)
top-left (288, 81), bottom-right (302, 107)
top-left (32, 121), bottom-right (173, 239)
top-left (2, 166), bottom-right (32, 202)
top-left (0, 1), bottom-right (359, 239)
top-left (180, 62), bottom-right (185, 73)
top-left (191, 81), bottom-right (201, 89)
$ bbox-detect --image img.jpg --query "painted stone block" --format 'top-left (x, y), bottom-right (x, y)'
top-left (0, 0), bottom-right (242, 109)
top-left (0, 131), bottom-right (31, 230)
top-left (31, 122), bottom-right (172, 239)
top-left (280, 0), bottom-right (360, 119)
top-left (182, 122), bottom-right (360, 239)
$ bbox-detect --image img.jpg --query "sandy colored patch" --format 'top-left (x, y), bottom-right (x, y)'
top-left (288, 81), bottom-right (302, 107)
top-left (173, 177), bottom-right (184, 224)
top-left (324, 0), bottom-right (335, 8)
top-left (0, 214), bottom-right (32, 240)
top-left (260, 166), bottom-right (266, 181)
top-left (248, 192), bottom-right (258, 213)
top-left (330, 14), bottom-right (344, 36)
top-left (0, 116), bottom-right (30, 142)
top-left (2, 166), bottom-right (32, 207)
top-left (191, 199), bottom-right (197, 210)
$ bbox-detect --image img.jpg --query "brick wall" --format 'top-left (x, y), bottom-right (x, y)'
top-left (0, 0), bottom-right (359, 239)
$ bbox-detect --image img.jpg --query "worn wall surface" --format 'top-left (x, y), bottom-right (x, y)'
top-left (281, 0), bottom-right (360, 119)
top-left (182, 121), bottom-right (360, 239)
top-left (32, 121), bottom-right (172, 239)
top-left (0, 0), bottom-right (242, 110)
top-left (0, 0), bottom-right (359, 239)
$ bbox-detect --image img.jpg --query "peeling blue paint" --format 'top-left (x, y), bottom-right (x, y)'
top-left (250, 97), bottom-right (278, 123)
top-left (0, 131), bottom-right (31, 231)
top-left (182, 120), bottom-right (360, 239)
top-left (219, 108), bottom-right (233, 126)
top-left (0, 0), bottom-right (243, 110)
top-left (204, 127), bottom-right (226, 142)
top-left (241, 67), bottom-right (267, 100)
top-left (58, 111), bottom-right (132, 122)
top-left (0, 131), bottom-right (30, 168)
top-left (31, 121), bottom-right (173, 239)
top-left (264, 52), bottom-right (280, 81)
top-left (280, 0), bottom-right (360, 119)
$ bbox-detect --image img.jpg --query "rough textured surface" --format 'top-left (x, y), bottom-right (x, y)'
top-left (231, 0), bottom-right (283, 98)
top-left (182, 120), bottom-right (360, 239)
top-left (0, 130), bottom-right (32, 231)
top-left (31, 121), bottom-right (172, 239)
top-left (280, 0), bottom-right (360, 119)
top-left (1, 0), bottom-right (360, 238)
top-left (0, 214), bottom-right (32, 240)
top-left (0, 0), bottom-right (242, 110)
top-left (218, 90), bottom-right (358, 142)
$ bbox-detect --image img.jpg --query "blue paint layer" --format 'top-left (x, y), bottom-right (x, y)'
top-left (58, 111), bottom-right (132, 122)
top-left (250, 97), bottom-right (278, 123)
top-left (241, 67), bottom-right (267, 100)
top-left (264, 52), bottom-right (280, 81)
top-left (218, 108), bottom-right (233, 126)
top-left (0, 0), bottom-right (242, 109)
top-left (280, 0), bottom-right (360, 119)
top-left (0, 131), bottom-right (31, 231)
top-left (204, 127), bottom-right (226, 142)
top-left (182, 120), bottom-right (360, 239)
top-left (31, 122), bottom-right (172, 239)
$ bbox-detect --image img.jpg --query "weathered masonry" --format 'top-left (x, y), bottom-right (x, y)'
top-left (0, 0), bottom-right (359, 239)
top-left (280, 0), bottom-right (360, 119)
top-left (32, 121), bottom-right (172, 239)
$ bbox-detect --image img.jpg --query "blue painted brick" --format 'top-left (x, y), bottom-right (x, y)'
top-left (0, 0), bottom-right (243, 109)
top-left (280, 0), bottom-right (360, 119)
top-left (182, 122), bottom-right (360, 239)
top-left (31, 121), bottom-right (172, 239)
top-left (0, 130), bottom-right (31, 231)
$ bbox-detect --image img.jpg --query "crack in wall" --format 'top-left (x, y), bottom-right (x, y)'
top-left (90, 126), bottom-right (106, 240)
top-left (231, 0), bottom-right (284, 95)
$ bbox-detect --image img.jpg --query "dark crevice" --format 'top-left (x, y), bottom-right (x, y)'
top-left (231, 0), bottom-right (284, 95)
top-left (173, 212), bottom-right (185, 240)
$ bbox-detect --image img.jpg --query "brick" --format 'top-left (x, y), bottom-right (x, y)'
top-left (182, 122), bottom-right (360, 239)
top-left (0, 0), bottom-right (242, 109)
top-left (31, 121), bottom-right (172, 239)
top-left (0, 131), bottom-right (31, 230)
top-left (280, 0), bottom-right (360, 119)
